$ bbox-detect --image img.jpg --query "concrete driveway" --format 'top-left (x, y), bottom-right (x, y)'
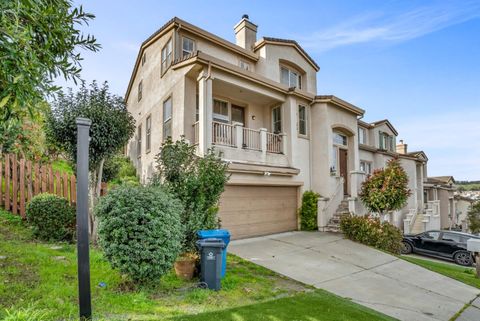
top-left (229, 232), bottom-right (480, 321)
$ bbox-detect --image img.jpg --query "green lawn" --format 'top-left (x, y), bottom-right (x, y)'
top-left (0, 210), bottom-right (396, 320)
top-left (401, 256), bottom-right (480, 289)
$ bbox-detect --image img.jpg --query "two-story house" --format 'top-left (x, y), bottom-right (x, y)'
top-left (125, 16), bottom-right (437, 239)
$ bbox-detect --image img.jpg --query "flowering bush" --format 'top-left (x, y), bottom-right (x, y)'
top-left (340, 215), bottom-right (403, 254)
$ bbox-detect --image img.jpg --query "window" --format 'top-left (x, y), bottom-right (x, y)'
top-left (213, 99), bottom-right (229, 122)
top-left (142, 52), bottom-right (146, 66)
top-left (422, 231), bottom-right (440, 240)
top-left (138, 80), bottom-right (143, 102)
top-left (272, 106), bottom-right (282, 133)
top-left (331, 145), bottom-right (338, 173)
top-left (182, 37), bottom-right (195, 57)
top-left (163, 97), bottom-right (172, 140)
top-left (441, 233), bottom-right (464, 243)
top-left (333, 133), bottom-right (347, 146)
top-left (298, 105), bottom-right (307, 135)
top-left (146, 115), bottom-right (151, 152)
top-left (360, 161), bottom-right (372, 174)
top-left (358, 127), bottom-right (367, 144)
top-left (280, 66), bottom-right (302, 89)
top-left (379, 132), bottom-right (395, 152)
top-left (239, 60), bottom-right (250, 71)
top-left (231, 105), bottom-right (245, 124)
top-left (161, 38), bottom-right (173, 74)
top-left (136, 125), bottom-right (142, 156)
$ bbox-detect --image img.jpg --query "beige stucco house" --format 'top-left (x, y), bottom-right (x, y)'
top-left (125, 16), bottom-right (446, 239)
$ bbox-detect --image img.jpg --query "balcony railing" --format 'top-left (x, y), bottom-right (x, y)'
top-left (212, 121), bottom-right (236, 147)
top-left (266, 132), bottom-right (283, 154)
top-left (243, 128), bottom-right (261, 151)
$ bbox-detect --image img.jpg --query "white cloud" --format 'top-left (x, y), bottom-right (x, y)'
top-left (396, 110), bottom-right (480, 180)
top-left (298, 1), bottom-right (480, 52)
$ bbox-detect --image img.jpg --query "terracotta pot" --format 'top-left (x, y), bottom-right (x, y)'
top-left (174, 257), bottom-right (196, 280)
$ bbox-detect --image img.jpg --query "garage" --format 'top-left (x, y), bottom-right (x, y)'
top-left (218, 185), bottom-right (299, 239)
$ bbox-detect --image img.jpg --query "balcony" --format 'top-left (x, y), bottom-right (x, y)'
top-left (193, 121), bottom-right (288, 165)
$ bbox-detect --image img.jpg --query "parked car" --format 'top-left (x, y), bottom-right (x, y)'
top-left (401, 230), bottom-right (480, 266)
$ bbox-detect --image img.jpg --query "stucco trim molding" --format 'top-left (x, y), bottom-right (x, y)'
top-left (313, 95), bottom-right (365, 116)
top-left (227, 162), bottom-right (300, 176)
top-left (227, 180), bottom-right (304, 187)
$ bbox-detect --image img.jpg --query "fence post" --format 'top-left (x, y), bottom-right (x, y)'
top-left (76, 117), bottom-right (92, 320)
top-left (19, 158), bottom-right (25, 218)
top-left (12, 154), bottom-right (18, 215)
top-left (0, 157), bottom-right (3, 207)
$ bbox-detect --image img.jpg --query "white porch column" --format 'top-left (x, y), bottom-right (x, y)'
top-left (197, 70), bottom-right (213, 156)
top-left (260, 128), bottom-right (267, 155)
top-left (234, 122), bottom-right (243, 150)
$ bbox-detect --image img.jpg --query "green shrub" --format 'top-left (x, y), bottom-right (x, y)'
top-left (95, 185), bottom-right (184, 284)
top-left (152, 137), bottom-right (229, 253)
top-left (299, 191), bottom-right (320, 230)
top-left (26, 193), bottom-right (76, 242)
top-left (340, 215), bottom-right (403, 254)
top-left (102, 154), bottom-right (138, 184)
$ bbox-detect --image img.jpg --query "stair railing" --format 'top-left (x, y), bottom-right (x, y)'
top-left (321, 177), bottom-right (345, 227)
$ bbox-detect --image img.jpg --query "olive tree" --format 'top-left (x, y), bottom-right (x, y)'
top-left (360, 158), bottom-right (411, 220)
top-left (0, 0), bottom-right (100, 140)
top-left (46, 81), bottom-right (135, 236)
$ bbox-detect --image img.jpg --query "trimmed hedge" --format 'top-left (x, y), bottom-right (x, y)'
top-left (26, 193), bottom-right (76, 242)
top-left (299, 191), bottom-right (320, 231)
top-left (340, 215), bottom-right (403, 254)
top-left (95, 185), bottom-right (184, 283)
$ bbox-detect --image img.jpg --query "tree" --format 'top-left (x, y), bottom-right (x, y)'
top-left (467, 202), bottom-right (480, 234)
top-left (151, 138), bottom-right (230, 253)
top-left (360, 158), bottom-right (411, 218)
top-left (0, 0), bottom-right (100, 126)
top-left (46, 81), bottom-right (135, 236)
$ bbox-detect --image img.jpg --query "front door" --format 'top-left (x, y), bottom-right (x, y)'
top-left (339, 149), bottom-right (348, 195)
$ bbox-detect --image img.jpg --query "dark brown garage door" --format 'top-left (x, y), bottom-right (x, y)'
top-left (218, 185), bottom-right (298, 239)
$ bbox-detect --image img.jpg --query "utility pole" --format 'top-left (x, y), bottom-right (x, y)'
top-left (76, 118), bottom-right (92, 320)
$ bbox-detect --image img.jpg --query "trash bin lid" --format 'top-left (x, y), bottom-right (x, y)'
top-left (196, 238), bottom-right (225, 248)
top-left (197, 229), bottom-right (230, 238)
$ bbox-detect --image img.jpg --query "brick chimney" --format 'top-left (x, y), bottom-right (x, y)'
top-left (396, 139), bottom-right (408, 154)
top-left (234, 14), bottom-right (257, 51)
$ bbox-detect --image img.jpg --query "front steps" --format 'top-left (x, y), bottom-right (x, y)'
top-left (325, 199), bottom-right (350, 233)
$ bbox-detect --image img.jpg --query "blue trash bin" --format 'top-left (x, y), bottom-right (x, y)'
top-left (197, 229), bottom-right (230, 278)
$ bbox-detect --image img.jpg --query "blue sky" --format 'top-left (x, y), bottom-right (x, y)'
top-left (69, 0), bottom-right (480, 180)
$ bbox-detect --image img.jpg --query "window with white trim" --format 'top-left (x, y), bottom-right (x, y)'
top-left (161, 38), bottom-right (173, 74)
top-left (331, 132), bottom-right (347, 174)
top-left (138, 80), bottom-right (142, 102)
top-left (213, 99), bottom-right (229, 123)
top-left (182, 37), bottom-right (195, 57)
top-left (298, 105), bottom-right (307, 135)
top-left (280, 66), bottom-right (302, 89)
top-left (272, 106), bottom-right (282, 133)
top-left (146, 115), bottom-right (151, 152)
top-left (163, 97), bottom-right (172, 140)
top-left (358, 127), bottom-right (367, 144)
top-left (379, 131), bottom-right (395, 152)
top-left (360, 161), bottom-right (372, 174)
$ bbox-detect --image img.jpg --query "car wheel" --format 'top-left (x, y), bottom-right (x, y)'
top-left (401, 241), bottom-right (413, 254)
top-left (454, 251), bottom-right (473, 266)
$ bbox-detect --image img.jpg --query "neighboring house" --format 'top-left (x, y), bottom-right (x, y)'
top-left (455, 195), bottom-right (476, 232)
top-left (125, 16), bottom-right (439, 239)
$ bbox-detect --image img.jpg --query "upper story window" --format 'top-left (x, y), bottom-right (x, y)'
top-left (280, 66), bottom-right (302, 89)
top-left (182, 37), bottom-right (195, 57)
top-left (163, 97), bottom-right (172, 140)
top-left (136, 124), bottom-right (142, 156)
top-left (138, 80), bottom-right (143, 102)
top-left (239, 60), bottom-right (251, 71)
top-left (142, 52), bottom-right (146, 66)
top-left (272, 106), bottom-right (282, 133)
top-left (358, 127), bottom-right (367, 144)
top-left (161, 38), bottom-right (173, 74)
top-left (298, 105), bottom-right (307, 136)
top-left (379, 131), bottom-right (395, 152)
top-left (360, 161), bottom-right (372, 174)
top-left (146, 115), bottom-right (151, 152)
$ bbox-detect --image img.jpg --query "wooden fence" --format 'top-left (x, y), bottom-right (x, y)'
top-left (0, 154), bottom-right (106, 219)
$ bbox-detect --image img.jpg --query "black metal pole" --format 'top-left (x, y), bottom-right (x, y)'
top-left (76, 118), bottom-right (92, 320)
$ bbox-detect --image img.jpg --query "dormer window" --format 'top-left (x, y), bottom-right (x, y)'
top-left (280, 66), bottom-right (302, 89)
top-left (182, 37), bottom-right (195, 57)
top-left (379, 131), bottom-right (395, 152)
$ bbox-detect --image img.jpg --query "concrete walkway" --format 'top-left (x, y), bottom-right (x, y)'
top-left (229, 232), bottom-right (480, 321)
